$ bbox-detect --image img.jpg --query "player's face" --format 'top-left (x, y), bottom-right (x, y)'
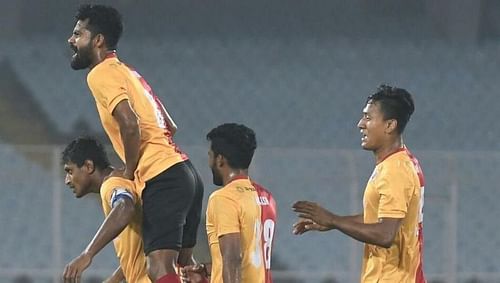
top-left (357, 101), bottom-right (388, 151)
top-left (208, 148), bottom-right (223, 186)
top-left (68, 19), bottom-right (94, 70)
top-left (64, 161), bottom-right (92, 198)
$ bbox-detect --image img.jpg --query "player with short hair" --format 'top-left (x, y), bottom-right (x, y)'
top-left (61, 136), bottom-right (150, 283)
top-left (67, 5), bottom-right (204, 283)
top-left (293, 85), bottom-right (426, 283)
top-left (182, 123), bottom-right (277, 283)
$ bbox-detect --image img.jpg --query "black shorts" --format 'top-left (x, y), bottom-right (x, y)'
top-left (141, 159), bottom-right (204, 254)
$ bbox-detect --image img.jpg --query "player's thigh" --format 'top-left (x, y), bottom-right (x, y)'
top-left (141, 161), bottom-right (196, 254)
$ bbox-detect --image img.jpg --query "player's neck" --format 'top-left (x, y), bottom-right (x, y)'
top-left (223, 169), bottom-right (249, 186)
top-left (373, 137), bottom-right (403, 164)
top-left (89, 49), bottom-right (114, 70)
top-left (93, 166), bottom-right (114, 193)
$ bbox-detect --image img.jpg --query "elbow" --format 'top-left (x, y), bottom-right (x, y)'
top-left (376, 233), bottom-right (395, 249)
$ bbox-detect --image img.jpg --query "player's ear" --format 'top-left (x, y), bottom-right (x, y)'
top-left (385, 119), bottom-right (398, 134)
top-left (93, 33), bottom-right (106, 48)
top-left (216, 154), bottom-right (225, 168)
top-left (83, 159), bottom-right (96, 174)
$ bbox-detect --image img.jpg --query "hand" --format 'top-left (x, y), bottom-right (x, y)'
top-left (292, 201), bottom-right (336, 228)
top-left (292, 218), bottom-right (330, 235)
top-left (62, 252), bottom-right (92, 282)
top-left (180, 264), bottom-right (208, 283)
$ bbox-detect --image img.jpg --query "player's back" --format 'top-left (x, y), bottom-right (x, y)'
top-left (206, 177), bottom-right (276, 283)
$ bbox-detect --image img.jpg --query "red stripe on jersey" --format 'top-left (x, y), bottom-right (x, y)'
top-left (415, 222), bottom-right (427, 283)
top-left (124, 63), bottom-right (187, 160)
top-left (405, 148), bottom-right (425, 187)
top-left (253, 182), bottom-right (277, 283)
top-left (405, 148), bottom-right (427, 283)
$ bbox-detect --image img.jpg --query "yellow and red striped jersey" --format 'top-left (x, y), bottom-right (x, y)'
top-left (87, 52), bottom-right (187, 194)
top-left (206, 177), bottom-right (277, 283)
top-left (361, 147), bottom-right (426, 283)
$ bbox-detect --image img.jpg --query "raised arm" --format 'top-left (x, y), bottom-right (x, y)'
top-left (112, 100), bottom-right (141, 180)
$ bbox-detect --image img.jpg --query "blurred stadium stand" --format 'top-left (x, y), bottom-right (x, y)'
top-left (1, 0), bottom-right (500, 282)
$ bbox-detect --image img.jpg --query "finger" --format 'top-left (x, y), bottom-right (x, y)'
top-left (63, 265), bottom-right (74, 280)
top-left (292, 201), bottom-right (308, 209)
top-left (292, 222), bottom-right (306, 230)
top-left (293, 226), bottom-right (307, 235)
top-left (297, 213), bottom-right (312, 219)
top-left (293, 200), bottom-right (316, 208)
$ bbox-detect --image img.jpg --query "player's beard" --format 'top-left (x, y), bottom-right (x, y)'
top-left (70, 42), bottom-right (93, 70)
top-left (211, 167), bottom-right (223, 186)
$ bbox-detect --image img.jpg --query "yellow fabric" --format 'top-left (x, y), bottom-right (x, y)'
top-left (206, 178), bottom-right (274, 283)
top-left (100, 177), bottom-right (151, 283)
top-left (87, 55), bottom-right (187, 194)
top-left (360, 149), bottom-right (424, 283)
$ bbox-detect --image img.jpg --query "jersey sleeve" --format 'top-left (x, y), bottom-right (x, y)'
top-left (376, 161), bottom-right (414, 219)
top-left (100, 177), bottom-right (138, 216)
top-left (208, 194), bottom-right (241, 237)
top-left (87, 64), bottom-right (129, 114)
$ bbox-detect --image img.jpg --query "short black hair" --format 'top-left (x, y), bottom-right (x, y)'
top-left (75, 4), bottom-right (123, 50)
top-left (367, 84), bottom-right (415, 134)
top-left (62, 136), bottom-right (110, 170)
top-left (206, 123), bottom-right (257, 170)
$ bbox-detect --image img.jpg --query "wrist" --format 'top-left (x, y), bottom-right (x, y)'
top-left (327, 214), bottom-right (339, 230)
top-left (82, 248), bottom-right (95, 259)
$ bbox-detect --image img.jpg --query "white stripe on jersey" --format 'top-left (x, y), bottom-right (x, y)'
top-left (110, 188), bottom-right (134, 208)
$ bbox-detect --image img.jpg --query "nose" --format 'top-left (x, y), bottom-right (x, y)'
top-left (357, 118), bottom-right (364, 129)
top-left (68, 35), bottom-right (74, 45)
top-left (65, 174), bottom-right (71, 186)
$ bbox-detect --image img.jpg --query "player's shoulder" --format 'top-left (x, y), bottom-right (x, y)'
top-left (208, 185), bottom-right (241, 204)
top-left (87, 58), bottom-right (123, 82)
top-left (101, 176), bottom-right (134, 195)
top-left (379, 154), bottom-right (416, 182)
top-left (252, 181), bottom-right (274, 198)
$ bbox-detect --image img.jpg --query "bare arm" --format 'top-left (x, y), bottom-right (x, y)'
top-left (219, 233), bottom-right (242, 283)
top-left (112, 100), bottom-right (141, 180)
top-left (293, 201), bottom-right (400, 248)
top-left (63, 197), bottom-right (135, 281)
top-left (328, 215), bottom-right (401, 248)
top-left (293, 213), bottom-right (364, 235)
top-left (343, 213), bottom-right (364, 224)
top-left (85, 197), bottom-right (135, 256)
top-left (84, 198), bottom-right (135, 257)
